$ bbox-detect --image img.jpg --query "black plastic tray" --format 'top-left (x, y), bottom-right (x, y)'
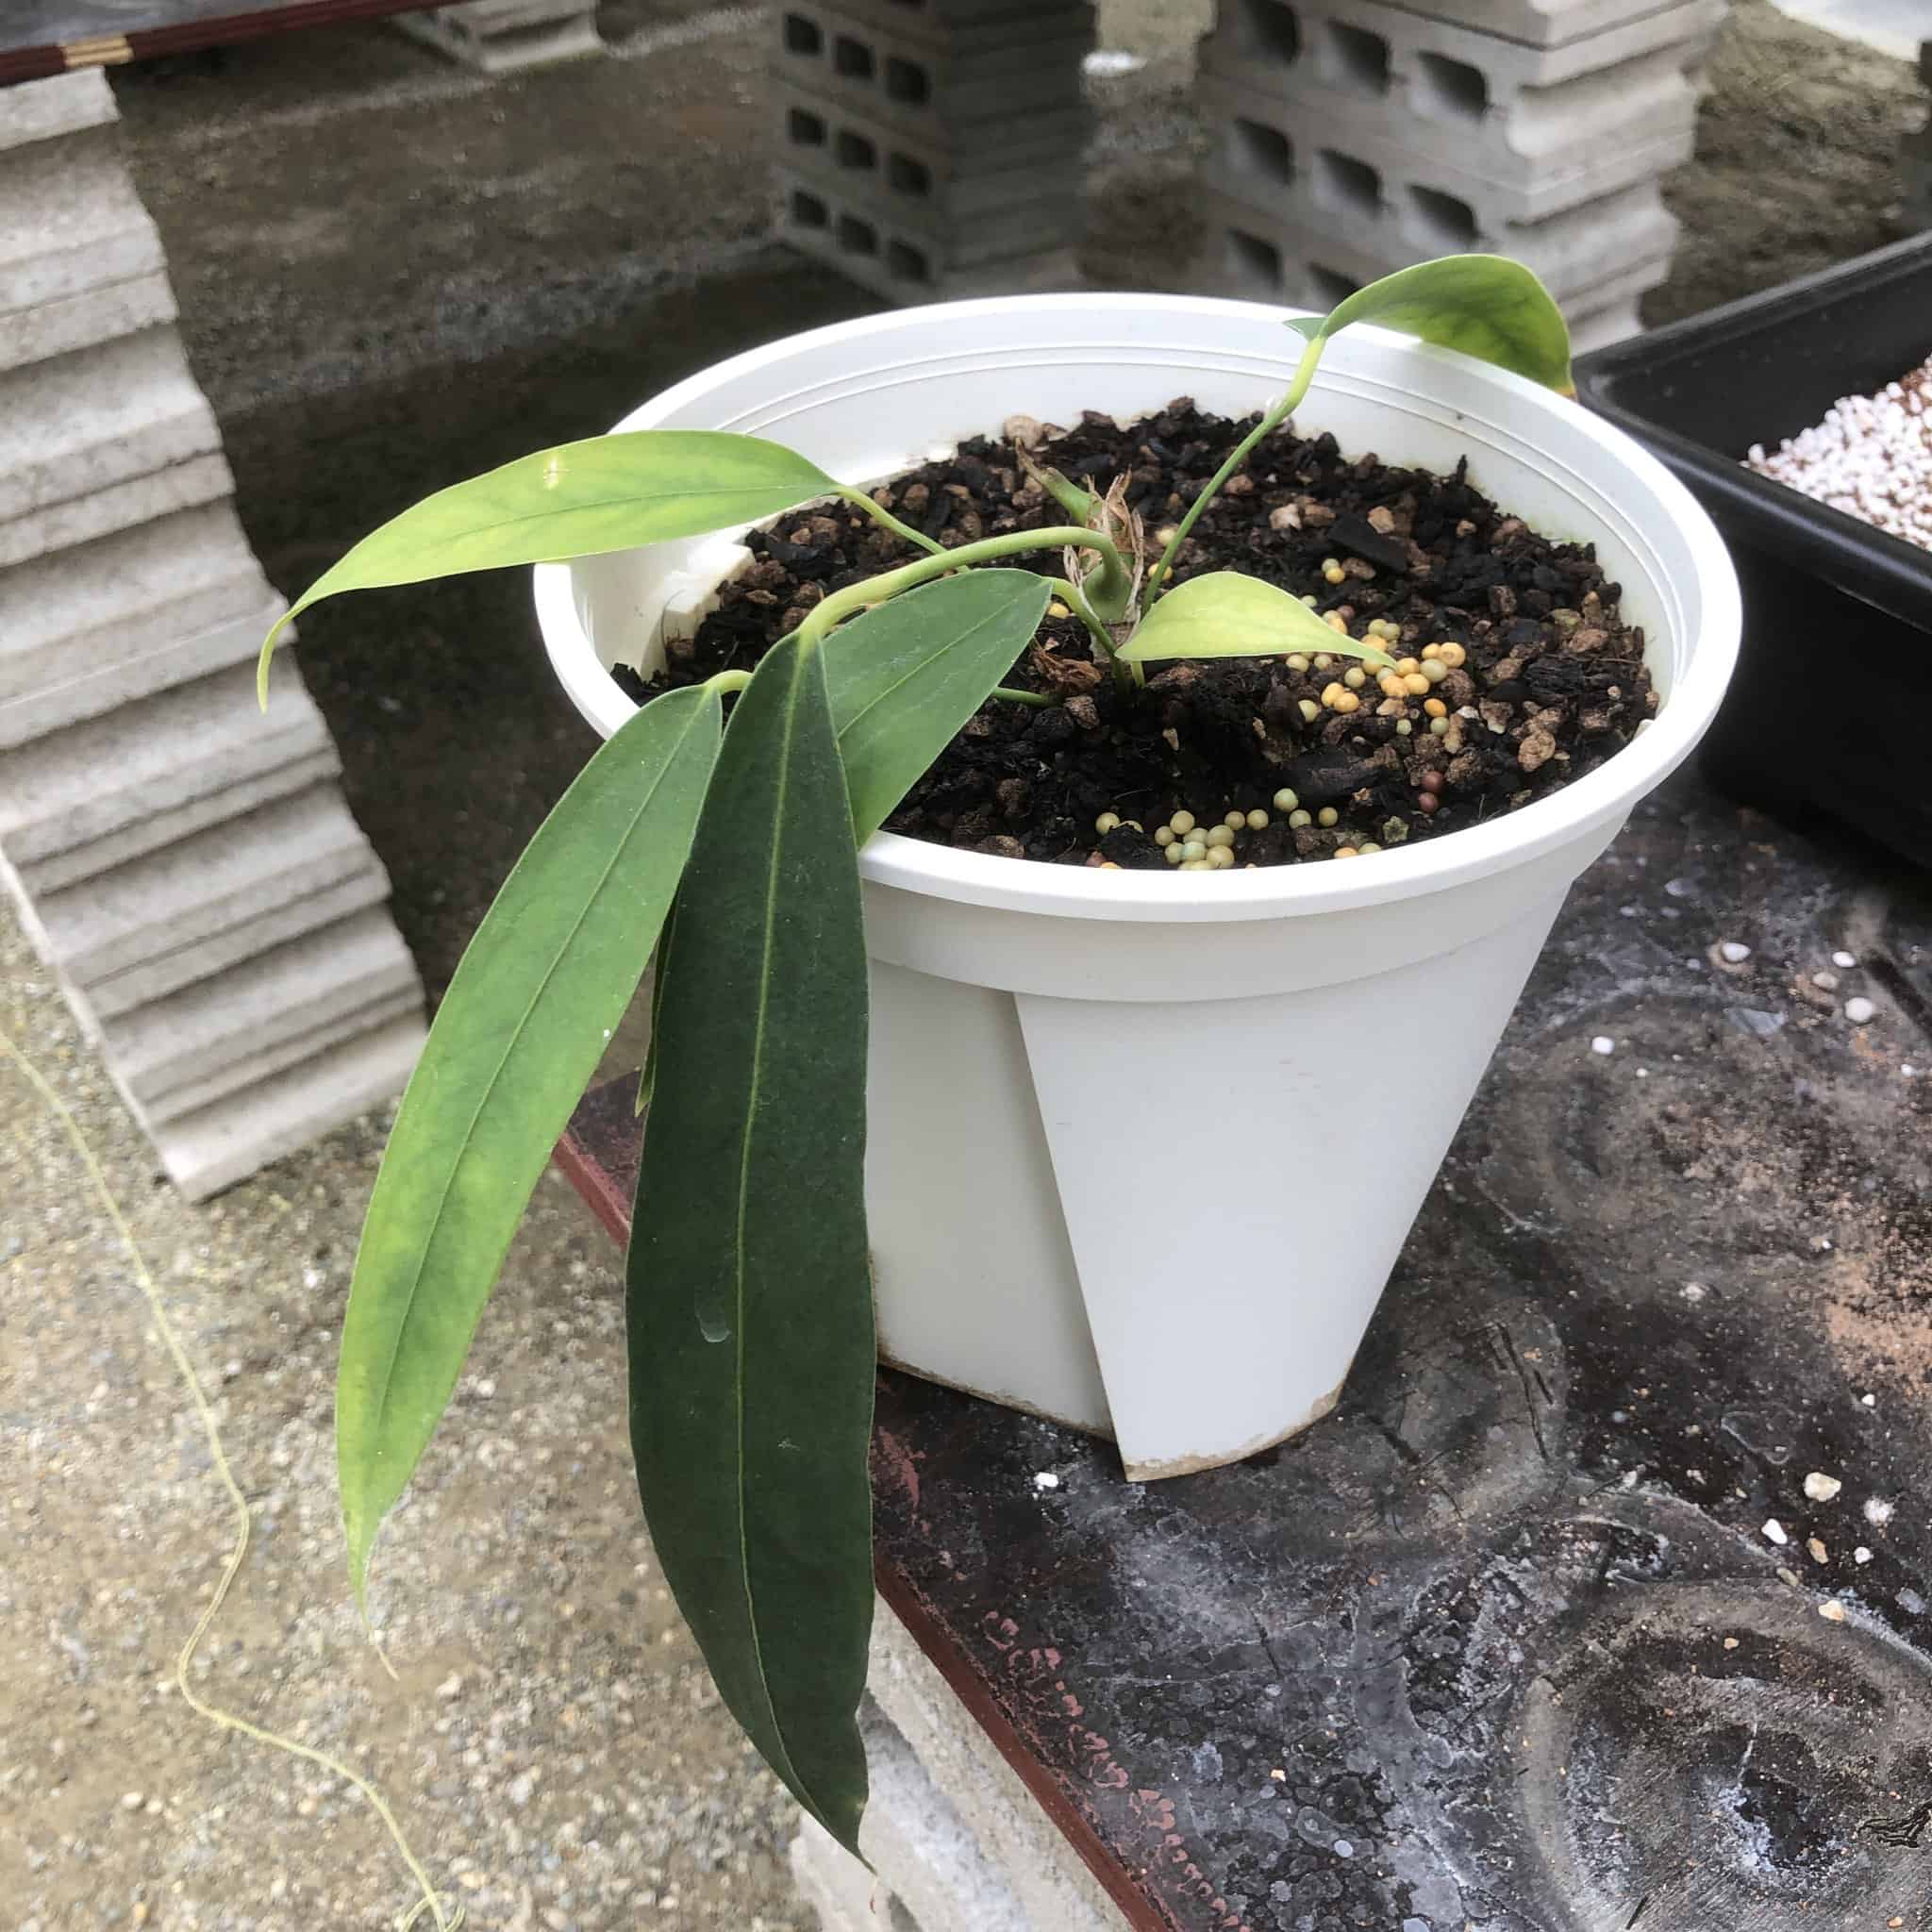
top-left (1575, 233), bottom-right (1932, 867)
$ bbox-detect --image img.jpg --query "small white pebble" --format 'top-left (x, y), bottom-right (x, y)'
top-left (1762, 1518), bottom-right (1789, 1546)
top-left (1034, 1472), bottom-right (1060, 1491)
top-left (1812, 971), bottom-right (1840, 991)
top-left (1804, 1472), bottom-right (1842, 1502)
top-left (436, 1674), bottom-right (464, 1700)
top-left (121, 1792), bottom-right (144, 1812)
top-left (1591, 1036), bottom-right (1615, 1057)
top-left (1844, 997), bottom-right (1875, 1024)
top-left (1856, 1546), bottom-right (1874, 1564)
top-left (1833, 950), bottom-right (1857, 968)
top-left (1862, 1392), bottom-right (1877, 1407)
top-left (1719, 941), bottom-right (1751, 963)
top-left (1682, 1282), bottom-right (1708, 1303)
top-left (1865, 1498), bottom-right (1894, 1526)
top-left (1333, 1840), bottom-right (1354, 1858)
top-left (1818, 1601), bottom-right (1847, 1624)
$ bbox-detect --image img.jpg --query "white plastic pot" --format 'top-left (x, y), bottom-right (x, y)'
top-left (535, 294), bottom-right (1740, 1481)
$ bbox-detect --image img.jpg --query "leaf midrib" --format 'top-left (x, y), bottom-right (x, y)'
top-left (348, 697), bottom-right (708, 1558)
top-left (724, 645), bottom-right (821, 1824)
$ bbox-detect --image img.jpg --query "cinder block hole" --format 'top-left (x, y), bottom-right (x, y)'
top-left (885, 56), bottom-right (930, 103)
top-left (786, 108), bottom-right (827, 146)
top-left (1314, 149), bottom-right (1381, 215)
top-left (838, 213), bottom-right (880, 255)
top-left (1225, 227), bottom-right (1285, 298)
top-left (1416, 51), bottom-right (1488, 120)
top-left (1325, 21), bottom-right (1390, 94)
top-left (836, 129), bottom-right (878, 170)
top-left (888, 151), bottom-right (933, 196)
top-left (781, 12), bottom-right (822, 56)
top-left (790, 189), bottom-right (830, 228)
top-left (1307, 264), bottom-right (1361, 307)
top-left (834, 35), bottom-right (874, 79)
top-left (1407, 184), bottom-right (1478, 249)
top-left (1226, 0), bottom-right (1300, 64)
top-left (887, 240), bottom-right (931, 282)
top-left (1227, 117), bottom-right (1293, 188)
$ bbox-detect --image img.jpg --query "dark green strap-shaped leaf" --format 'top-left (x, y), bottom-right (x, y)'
top-left (337, 683), bottom-right (722, 1607)
top-left (259, 430), bottom-right (839, 699)
top-left (627, 634), bottom-right (873, 1855)
top-left (1120, 570), bottom-right (1393, 667)
top-left (822, 568), bottom-right (1052, 841)
top-left (633, 568), bottom-right (1043, 1111)
top-left (1286, 255), bottom-right (1574, 396)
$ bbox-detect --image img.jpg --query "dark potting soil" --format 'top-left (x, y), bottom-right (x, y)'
top-left (619, 402), bottom-right (1657, 868)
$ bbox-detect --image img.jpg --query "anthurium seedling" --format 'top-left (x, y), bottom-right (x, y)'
top-left (258, 253), bottom-right (1571, 1851)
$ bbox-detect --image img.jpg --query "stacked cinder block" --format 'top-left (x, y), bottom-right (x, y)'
top-left (0, 71), bottom-right (425, 1199)
top-left (771, 0), bottom-right (1095, 302)
top-left (1194, 0), bottom-right (1728, 352)
top-left (391, 0), bottom-right (602, 75)
top-left (790, 1608), bottom-right (1129, 1932)
top-left (1905, 40), bottom-right (1931, 232)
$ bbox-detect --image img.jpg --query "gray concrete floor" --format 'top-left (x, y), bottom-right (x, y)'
top-left (1, 3), bottom-right (1924, 1927)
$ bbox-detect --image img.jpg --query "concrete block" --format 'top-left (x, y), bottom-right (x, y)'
top-left (101, 906), bottom-right (419, 1110)
top-left (0, 661), bottom-right (338, 893)
top-left (0, 326), bottom-right (222, 526)
top-left (777, 168), bottom-right (1080, 302)
top-left (0, 594), bottom-right (280, 753)
top-left (774, 0), bottom-right (1093, 142)
top-left (62, 863), bottom-right (394, 1026)
top-left (866, 1609), bottom-right (1129, 1932)
top-left (1373, 0), bottom-right (1716, 46)
top-left (1196, 179), bottom-right (1676, 310)
top-left (791, 1813), bottom-right (905, 1932)
top-left (0, 453), bottom-right (234, 573)
top-left (0, 70), bottom-right (118, 154)
top-left (789, 0), bottom-right (1093, 55)
top-left (858, 1700), bottom-right (1033, 1931)
top-left (1198, 66), bottom-right (1696, 228)
top-left (392, 0), bottom-right (603, 74)
top-left (0, 501), bottom-right (271, 706)
top-left (23, 782), bottom-right (388, 992)
top-left (142, 1012), bottom-right (426, 1201)
top-left (1, 273), bottom-right (177, 375)
top-left (774, 78), bottom-right (1090, 214)
top-left (0, 125), bottom-right (166, 317)
top-left (1197, 0), bottom-right (1724, 184)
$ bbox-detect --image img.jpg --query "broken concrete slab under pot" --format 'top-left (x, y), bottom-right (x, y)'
top-left (535, 293), bottom-right (1741, 1480)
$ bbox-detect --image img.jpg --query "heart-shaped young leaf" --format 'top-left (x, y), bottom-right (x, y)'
top-left (1286, 255), bottom-right (1574, 396)
top-left (823, 568), bottom-right (1052, 841)
top-left (627, 633), bottom-right (874, 1856)
top-left (258, 430), bottom-right (839, 700)
top-left (1119, 570), bottom-right (1395, 668)
top-left (336, 681), bottom-right (722, 1610)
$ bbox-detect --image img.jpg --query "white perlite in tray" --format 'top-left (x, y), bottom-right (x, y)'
top-left (1747, 355), bottom-right (1932, 554)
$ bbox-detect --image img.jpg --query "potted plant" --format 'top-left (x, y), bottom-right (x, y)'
top-left (260, 256), bottom-right (1739, 1850)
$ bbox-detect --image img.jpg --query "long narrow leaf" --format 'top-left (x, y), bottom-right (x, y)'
top-left (260, 431), bottom-right (839, 698)
top-left (627, 634), bottom-right (874, 1854)
top-left (822, 568), bottom-right (1052, 841)
top-left (337, 683), bottom-right (722, 1607)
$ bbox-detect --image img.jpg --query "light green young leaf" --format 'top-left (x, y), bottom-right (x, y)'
top-left (336, 682), bottom-right (722, 1609)
top-left (258, 430), bottom-right (839, 701)
top-left (1286, 255), bottom-right (1574, 395)
top-left (627, 633), bottom-right (874, 1856)
top-left (823, 569), bottom-right (1052, 841)
top-left (1119, 571), bottom-right (1394, 668)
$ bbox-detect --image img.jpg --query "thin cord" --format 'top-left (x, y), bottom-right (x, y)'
top-left (1, 1028), bottom-right (463, 1932)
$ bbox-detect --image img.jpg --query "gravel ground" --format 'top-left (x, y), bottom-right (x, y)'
top-left (2, 1), bottom-right (1919, 1926)
top-left (1, 904), bottom-right (805, 1931)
